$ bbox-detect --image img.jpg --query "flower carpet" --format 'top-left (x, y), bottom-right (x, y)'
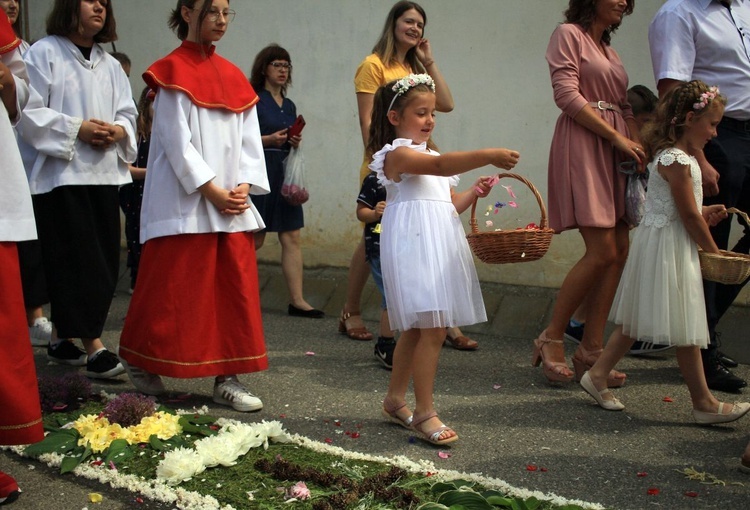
top-left (2, 381), bottom-right (606, 510)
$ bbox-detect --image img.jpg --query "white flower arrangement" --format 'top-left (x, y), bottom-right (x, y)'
top-left (3, 417), bottom-right (603, 510)
top-left (391, 73), bottom-right (435, 96)
top-left (156, 419), bottom-right (292, 485)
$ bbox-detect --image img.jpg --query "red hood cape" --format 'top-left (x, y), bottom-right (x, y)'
top-left (0, 13), bottom-right (20, 55)
top-left (143, 40), bottom-right (257, 113)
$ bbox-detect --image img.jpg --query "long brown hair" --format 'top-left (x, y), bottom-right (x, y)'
top-left (563, 0), bottom-right (634, 45)
top-left (371, 1), bottom-right (427, 71)
top-left (136, 86), bottom-right (154, 139)
top-left (367, 79), bottom-right (437, 155)
top-left (46, 0), bottom-right (118, 43)
top-left (641, 80), bottom-right (726, 158)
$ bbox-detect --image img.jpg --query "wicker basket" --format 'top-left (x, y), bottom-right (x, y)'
top-left (467, 173), bottom-right (554, 264)
top-left (699, 208), bottom-right (750, 284)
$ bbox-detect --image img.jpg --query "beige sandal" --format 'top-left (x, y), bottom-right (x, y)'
top-left (411, 411), bottom-right (458, 445)
top-left (381, 397), bottom-right (413, 430)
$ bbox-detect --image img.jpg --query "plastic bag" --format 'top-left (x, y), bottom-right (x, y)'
top-left (281, 147), bottom-right (309, 206)
top-left (624, 172), bottom-right (648, 227)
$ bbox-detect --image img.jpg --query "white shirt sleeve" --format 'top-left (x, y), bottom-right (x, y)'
top-left (649, 8), bottom-right (696, 84)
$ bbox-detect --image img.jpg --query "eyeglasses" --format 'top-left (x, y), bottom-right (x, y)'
top-left (269, 62), bottom-right (293, 70)
top-left (195, 8), bottom-right (236, 23)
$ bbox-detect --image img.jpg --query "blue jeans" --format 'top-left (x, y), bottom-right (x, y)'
top-left (368, 256), bottom-right (387, 310)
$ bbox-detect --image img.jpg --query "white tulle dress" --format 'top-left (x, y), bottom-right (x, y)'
top-left (609, 147), bottom-right (709, 347)
top-left (370, 139), bottom-right (487, 331)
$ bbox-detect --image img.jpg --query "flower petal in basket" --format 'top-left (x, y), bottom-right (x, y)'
top-left (467, 173), bottom-right (554, 264)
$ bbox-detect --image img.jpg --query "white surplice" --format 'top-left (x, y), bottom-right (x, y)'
top-left (16, 35), bottom-right (137, 195)
top-left (139, 88), bottom-right (270, 243)
top-left (0, 46), bottom-right (36, 242)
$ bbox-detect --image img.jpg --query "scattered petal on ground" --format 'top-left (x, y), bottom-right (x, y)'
top-left (493, 384), bottom-right (502, 390)
top-left (637, 472), bottom-right (648, 477)
top-left (663, 397), bottom-right (674, 402)
top-left (647, 488), bottom-right (660, 496)
top-left (438, 451), bottom-right (451, 459)
top-left (305, 351), bottom-right (315, 356)
top-left (88, 493), bottom-right (103, 503)
top-left (526, 465), bottom-right (538, 471)
top-left (684, 491), bottom-right (699, 498)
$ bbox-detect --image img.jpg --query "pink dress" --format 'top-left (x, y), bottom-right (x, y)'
top-left (545, 23), bottom-right (633, 232)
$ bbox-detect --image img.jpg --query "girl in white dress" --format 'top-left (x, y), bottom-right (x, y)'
top-left (369, 74), bottom-right (520, 444)
top-left (582, 81), bottom-right (750, 424)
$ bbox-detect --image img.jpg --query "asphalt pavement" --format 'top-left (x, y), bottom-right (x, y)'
top-left (1, 257), bottom-right (749, 510)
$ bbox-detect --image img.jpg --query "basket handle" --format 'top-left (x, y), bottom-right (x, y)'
top-left (727, 207), bottom-right (750, 225)
top-left (469, 172), bottom-right (549, 235)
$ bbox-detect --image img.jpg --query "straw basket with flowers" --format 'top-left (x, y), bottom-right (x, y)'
top-left (698, 208), bottom-right (750, 284)
top-left (467, 173), bottom-right (554, 264)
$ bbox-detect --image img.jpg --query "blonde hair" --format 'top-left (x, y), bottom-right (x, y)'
top-left (642, 80), bottom-right (726, 158)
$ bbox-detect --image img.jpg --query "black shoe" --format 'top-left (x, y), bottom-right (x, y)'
top-left (564, 322), bottom-right (584, 344)
top-left (84, 350), bottom-right (125, 379)
top-left (704, 357), bottom-right (747, 393)
top-left (374, 337), bottom-right (396, 369)
top-left (718, 350), bottom-right (739, 368)
top-left (47, 341), bottom-right (87, 366)
top-left (628, 340), bottom-right (673, 356)
top-left (288, 304), bottom-right (324, 319)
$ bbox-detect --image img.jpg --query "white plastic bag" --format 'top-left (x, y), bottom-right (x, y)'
top-left (281, 147), bottom-right (309, 206)
top-left (624, 172), bottom-right (648, 227)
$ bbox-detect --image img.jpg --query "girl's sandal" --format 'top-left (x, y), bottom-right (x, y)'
top-left (411, 411), bottom-right (458, 446)
top-left (338, 310), bottom-right (373, 341)
top-left (381, 397), bottom-right (413, 430)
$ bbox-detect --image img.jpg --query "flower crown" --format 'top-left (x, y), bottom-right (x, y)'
top-left (693, 86), bottom-right (720, 110)
top-left (388, 73), bottom-right (435, 111)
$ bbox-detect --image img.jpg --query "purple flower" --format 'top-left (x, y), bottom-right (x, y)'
top-left (103, 393), bottom-right (157, 428)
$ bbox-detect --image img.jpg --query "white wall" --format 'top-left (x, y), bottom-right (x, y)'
top-left (30, 1), bottom-right (744, 300)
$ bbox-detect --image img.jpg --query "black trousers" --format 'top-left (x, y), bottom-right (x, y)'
top-left (32, 185), bottom-right (120, 339)
top-left (17, 239), bottom-right (48, 309)
top-left (702, 118), bottom-right (750, 356)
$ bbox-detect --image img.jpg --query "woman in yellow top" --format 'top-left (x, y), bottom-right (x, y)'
top-left (341, 1), bottom-right (475, 351)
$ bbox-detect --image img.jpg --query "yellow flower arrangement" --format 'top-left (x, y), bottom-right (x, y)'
top-left (73, 411), bottom-right (182, 453)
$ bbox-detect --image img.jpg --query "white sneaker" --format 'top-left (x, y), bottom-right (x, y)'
top-left (212, 377), bottom-right (263, 412)
top-left (120, 355), bottom-right (166, 395)
top-left (28, 317), bottom-right (52, 347)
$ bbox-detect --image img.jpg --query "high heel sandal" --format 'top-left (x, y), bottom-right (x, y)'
top-left (531, 331), bottom-right (574, 384)
top-left (338, 310), bottom-right (373, 341)
top-left (381, 397), bottom-right (413, 430)
top-left (571, 345), bottom-right (627, 388)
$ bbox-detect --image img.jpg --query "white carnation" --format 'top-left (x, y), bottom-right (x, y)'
top-left (156, 447), bottom-right (206, 485)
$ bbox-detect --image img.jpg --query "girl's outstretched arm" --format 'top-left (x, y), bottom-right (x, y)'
top-left (384, 147), bottom-right (519, 181)
top-left (661, 162), bottom-right (721, 253)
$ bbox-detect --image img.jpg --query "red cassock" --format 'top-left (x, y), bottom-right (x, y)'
top-left (0, 245), bottom-right (44, 445)
top-left (119, 41), bottom-right (267, 378)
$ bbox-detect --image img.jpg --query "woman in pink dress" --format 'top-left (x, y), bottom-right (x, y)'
top-left (532, 0), bottom-right (644, 385)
